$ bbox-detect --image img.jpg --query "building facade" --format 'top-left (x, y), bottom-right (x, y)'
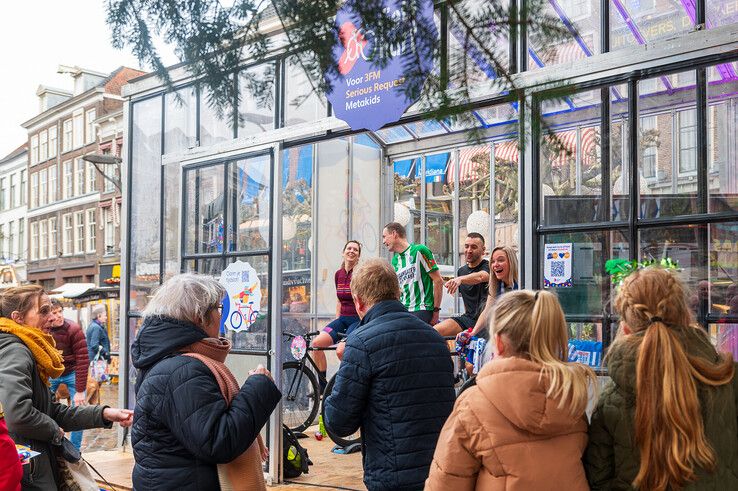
top-left (0, 144), bottom-right (29, 288)
top-left (22, 66), bottom-right (143, 290)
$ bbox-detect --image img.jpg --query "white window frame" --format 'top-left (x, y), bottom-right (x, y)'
top-left (86, 208), bottom-right (97, 253)
top-left (48, 164), bottom-right (57, 203)
top-left (63, 214), bottom-right (73, 256)
top-left (85, 109), bottom-right (97, 144)
top-left (86, 162), bottom-right (96, 193)
top-left (9, 174), bottom-right (16, 209)
top-left (63, 119), bottom-right (73, 153)
top-left (39, 168), bottom-right (48, 207)
top-left (0, 177), bottom-right (6, 211)
top-left (74, 211), bottom-right (84, 254)
top-left (18, 221), bottom-right (24, 262)
top-left (30, 222), bottom-right (38, 261)
top-left (49, 217), bottom-right (57, 258)
top-left (49, 126), bottom-right (57, 159)
top-left (63, 161), bottom-right (73, 199)
top-left (30, 173), bottom-right (39, 209)
top-left (8, 221), bottom-right (14, 259)
top-left (39, 130), bottom-right (48, 162)
top-left (104, 207), bottom-right (115, 254)
top-left (677, 108), bottom-right (697, 175)
top-left (74, 158), bottom-right (85, 196)
top-left (73, 112), bottom-right (84, 149)
top-left (30, 135), bottom-right (39, 165)
top-left (39, 220), bottom-right (48, 260)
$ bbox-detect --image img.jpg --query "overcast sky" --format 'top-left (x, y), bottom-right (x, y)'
top-left (0, 0), bottom-right (176, 159)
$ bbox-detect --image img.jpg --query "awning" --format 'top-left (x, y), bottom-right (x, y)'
top-left (544, 127), bottom-right (598, 168)
top-left (393, 157), bottom-right (419, 178)
top-left (424, 153), bottom-right (449, 183)
top-left (447, 146), bottom-right (489, 183)
top-left (48, 283), bottom-right (96, 299)
top-left (494, 140), bottom-right (519, 163)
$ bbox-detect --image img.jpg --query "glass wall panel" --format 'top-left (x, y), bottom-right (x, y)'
top-left (199, 85), bottom-right (234, 146)
top-left (493, 137), bottom-right (520, 249)
top-left (316, 138), bottom-right (349, 315)
top-left (541, 230), bottom-right (629, 316)
top-left (238, 63), bottom-right (275, 136)
top-left (711, 324), bottom-right (738, 360)
top-left (456, 145), bottom-right (491, 249)
top-left (540, 90), bottom-right (603, 225)
top-left (284, 58), bottom-right (326, 126)
top-left (710, 222), bottom-right (738, 318)
top-left (130, 96), bottom-right (162, 313)
top-left (164, 87), bottom-right (196, 153)
top-left (529, 0), bottom-right (600, 70)
top-left (184, 164), bottom-right (226, 255)
top-left (183, 257), bottom-right (225, 278)
top-left (610, 83), bottom-right (630, 221)
top-left (163, 161), bottom-right (181, 281)
top-left (282, 145), bottom-right (313, 307)
top-left (639, 225), bottom-right (708, 323)
top-left (224, 255), bottom-right (270, 352)
top-left (425, 152), bottom-right (453, 266)
top-left (707, 72), bottom-right (738, 213)
top-left (393, 157), bottom-right (421, 243)
top-left (638, 72), bottom-right (698, 217)
top-left (610, 0), bottom-right (693, 52)
top-left (231, 155), bottom-right (271, 252)
top-left (706, 1), bottom-right (738, 29)
top-left (351, 134), bottom-right (382, 257)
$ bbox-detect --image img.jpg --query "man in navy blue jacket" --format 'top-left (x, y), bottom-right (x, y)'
top-left (324, 258), bottom-right (455, 491)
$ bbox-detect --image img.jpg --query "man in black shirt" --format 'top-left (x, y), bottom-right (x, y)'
top-left (435, 233), bottom-right (490, 337)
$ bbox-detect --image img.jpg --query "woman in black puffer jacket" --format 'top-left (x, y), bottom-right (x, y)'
top-left (131, 273), bottom-right (281, 490)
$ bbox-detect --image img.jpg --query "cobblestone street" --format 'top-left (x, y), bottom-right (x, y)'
top-left (80, 383), bottom-right (120, 453)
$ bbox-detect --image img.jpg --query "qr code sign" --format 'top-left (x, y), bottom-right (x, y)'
top-left (550, 260), bottom-right (565, 277)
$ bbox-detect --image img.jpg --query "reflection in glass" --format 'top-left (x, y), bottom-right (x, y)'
top-left (638, 73), bottom-right (698, 217)
top-left (707, 73), bottom-right (738, 213)
top-left (707, 1), bottom-right (738, 29)
top-left (529, 0), bottom-right (600, 70)
top-left (184, 164), bottom-right (226, 255)
top-left (455, 145), bottom-right (491, 257)
top-left (163, 161), bottom-right (181, 281)
top-left (542, 230), bottom-right (629, 316)
top-left (393, 157), bottom-right (421, 243)
top-left (199, 85), bottom-right (234, 146)
top-left (712, 324), bottom-right (738, 361)
top-left (232, 156), bottom-right (271, 252)
top-left (238, 63), bottom-right (275, 136)
top-left (611, 83), bottom-right (629, 221)
top-left (540, 90), bottom-right (602, 225)
top-left (611, 0), bottom-right (692, 52)
top-left (164, 87), bottom-right (196, 153)
top-left (130, 97), bottom-right (162, 312)
top-left (710, 222), bottom-right (738, 318)
top-left (284, 58), bottom-right (326, 126)
top-left (282, 145), bottom-right (313, 307)
top-left (351, 135), bottom-right (382, 257)
top-left (225, 255), bottom-right (270, 352)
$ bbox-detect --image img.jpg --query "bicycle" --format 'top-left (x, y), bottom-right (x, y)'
top-left (282, 331), bottom-right (362, 449)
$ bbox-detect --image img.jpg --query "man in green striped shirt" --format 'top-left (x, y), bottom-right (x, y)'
top-left (382, 222), bottom-right (443, 325)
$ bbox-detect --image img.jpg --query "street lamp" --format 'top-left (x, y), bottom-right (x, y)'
top-left (82, 153), bottom-right (122, 192)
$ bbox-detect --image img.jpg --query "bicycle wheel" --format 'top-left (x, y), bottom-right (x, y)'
top-left (321, 374), bottom-right (361, 448)
top-left (282, 361), bottom-right (320, 433)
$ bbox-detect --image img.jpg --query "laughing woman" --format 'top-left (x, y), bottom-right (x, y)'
top-left (461, 245), bottom-right (519, 341)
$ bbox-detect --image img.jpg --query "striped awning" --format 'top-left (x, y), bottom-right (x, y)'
top-left (494, 140), bottom-right (519, 163)
top-left (447, 145), bottom-right (489, 183)
top-left (544, 127), bottom-right (598, 168)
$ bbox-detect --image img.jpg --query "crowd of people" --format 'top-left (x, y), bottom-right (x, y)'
top-left (1, 220), bottom-right (737, 491)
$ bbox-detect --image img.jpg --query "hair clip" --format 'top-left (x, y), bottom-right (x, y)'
top-left (649, 316), bottom-right (663, 324)
top-left (534, 291), bottom-right (540, 301)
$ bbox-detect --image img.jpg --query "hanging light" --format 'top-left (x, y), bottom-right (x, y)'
top-left (393, 202), bottom-right (411, 226)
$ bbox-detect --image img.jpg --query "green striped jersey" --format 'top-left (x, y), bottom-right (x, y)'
top-left (391, 243), bottom-right (439, 312)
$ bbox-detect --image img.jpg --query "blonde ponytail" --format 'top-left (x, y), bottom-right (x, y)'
top-left (491, 290), bottom-right (596, 417)
top-left (615, 267), bottom-right (734, 490)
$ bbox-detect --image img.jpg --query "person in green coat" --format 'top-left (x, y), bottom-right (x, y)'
top-left (585, 267), bottom-right (738, 491)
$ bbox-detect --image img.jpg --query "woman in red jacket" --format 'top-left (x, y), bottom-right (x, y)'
top-left (0, 402), bottom-right (22, 491)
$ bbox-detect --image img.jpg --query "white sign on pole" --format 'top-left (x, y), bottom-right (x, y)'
top-left (219, 260), bottom-right (262, 332)
top-left (544, 243), bottom-right (573, 288)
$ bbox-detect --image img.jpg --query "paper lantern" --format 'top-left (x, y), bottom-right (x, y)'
top-left (466, 210), bottom-right (490, 235)
top-left (283, 217), bottom-right (296, 241)
top-left (612, 173), bottom-right (649, 195)
top-left (394, 202), bottom-right (411, 227)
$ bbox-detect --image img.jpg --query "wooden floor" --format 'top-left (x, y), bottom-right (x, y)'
top-left (85, 429), bottom-right (365, 491)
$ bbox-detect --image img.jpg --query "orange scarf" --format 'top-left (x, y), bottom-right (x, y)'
top-left (183, 338), bottom-right (267, 491)
top-left (0, 317), bottom-right (64, 386)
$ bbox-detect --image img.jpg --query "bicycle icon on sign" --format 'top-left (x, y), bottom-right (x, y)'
top-left (229, 284), bottom-right (260, 330)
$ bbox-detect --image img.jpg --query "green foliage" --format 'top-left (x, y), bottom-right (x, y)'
top-left (604, 257), bottom-right (680, 287)
top-left (105, 0), bottom-right (571, 128)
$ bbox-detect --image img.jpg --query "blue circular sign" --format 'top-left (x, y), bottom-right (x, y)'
top-left (325, 0), bottom-right (438, 131)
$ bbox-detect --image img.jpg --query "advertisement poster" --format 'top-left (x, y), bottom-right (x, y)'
top-left (544, 243), bottom-right (573, 288)
top-left (325, 0), bottom-right (437, 131)
top-left (219, 260), bottom-right (262, 333)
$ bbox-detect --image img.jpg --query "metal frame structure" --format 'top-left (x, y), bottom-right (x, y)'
top-left (121, 3), bottom-right (738, 482)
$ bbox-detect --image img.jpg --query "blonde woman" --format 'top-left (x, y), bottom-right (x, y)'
top-left (458, 245), bottom-right (519, 343)
top-left (585, 268), bottom-right (738, 490)
top-left (427, 290), bottom-right (596, 490)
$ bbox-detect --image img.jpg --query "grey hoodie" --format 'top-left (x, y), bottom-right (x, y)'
top-left (0, 331), bottom-right (110, 490)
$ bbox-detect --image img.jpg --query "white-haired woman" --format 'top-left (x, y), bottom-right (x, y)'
top-left (131, 273), bottom-right (281, 490)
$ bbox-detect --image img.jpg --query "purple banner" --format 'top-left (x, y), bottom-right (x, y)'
top-left (325, 0), bottom-right (438, 131)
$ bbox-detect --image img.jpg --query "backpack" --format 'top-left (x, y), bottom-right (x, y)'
top-left (282, 425), bottom-right (310, 478)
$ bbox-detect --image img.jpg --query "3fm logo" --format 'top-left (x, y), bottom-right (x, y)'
top-left (338, 21), bottom-right (370, 75)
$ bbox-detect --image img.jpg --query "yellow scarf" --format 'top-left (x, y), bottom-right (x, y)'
top-left (0, 317), bottom-right (64, 386)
